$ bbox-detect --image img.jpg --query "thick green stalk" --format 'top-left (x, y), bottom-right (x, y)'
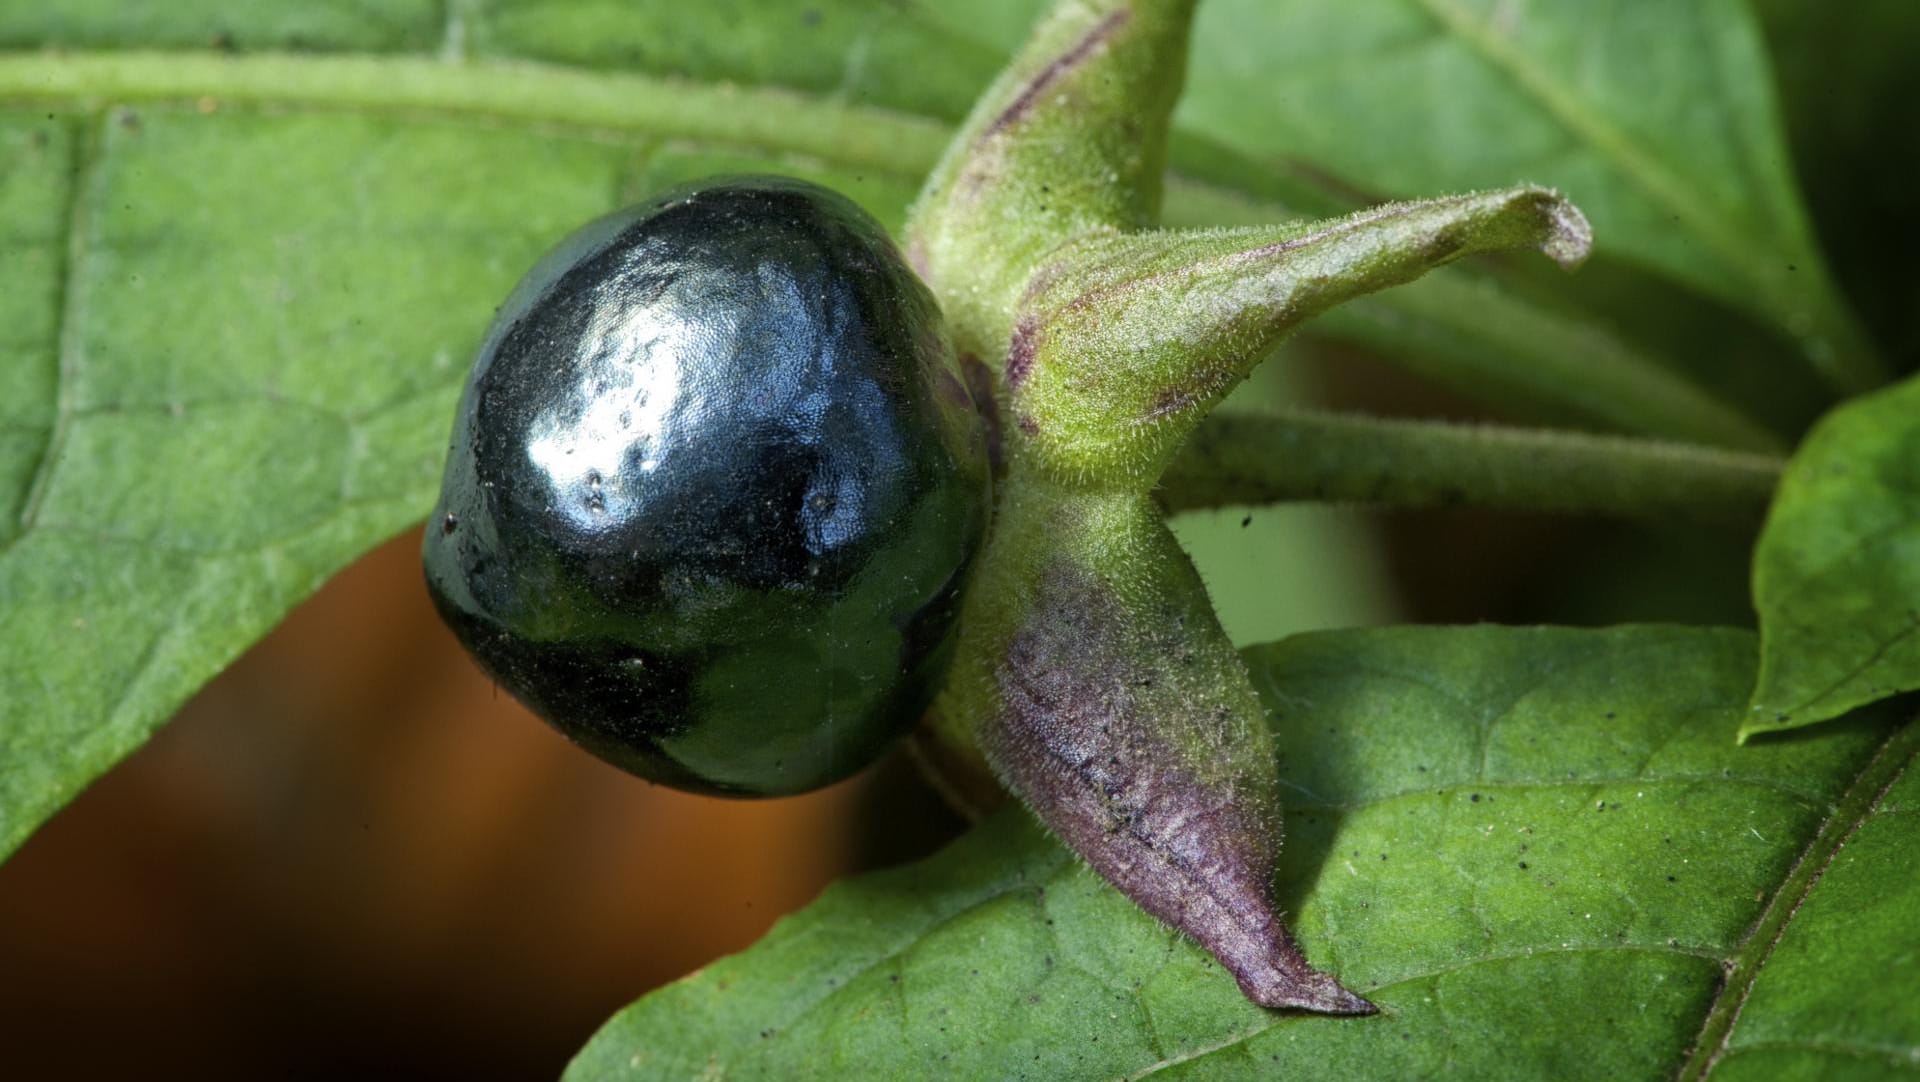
top-left (1164, 409), bottom-right (1784, 526)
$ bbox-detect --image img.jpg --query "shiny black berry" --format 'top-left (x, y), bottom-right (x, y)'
top-left (423, 176), bottom-right (990, 796)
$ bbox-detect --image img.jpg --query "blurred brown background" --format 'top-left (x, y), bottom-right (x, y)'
top-left (0, 524), bottom-right (969, 1080)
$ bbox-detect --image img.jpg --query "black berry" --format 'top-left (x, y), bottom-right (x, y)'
top-left (424, 177), bottom-right (990, 796)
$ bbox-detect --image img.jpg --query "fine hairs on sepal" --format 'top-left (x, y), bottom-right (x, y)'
top-left (905, 0), bottom-right (1596, 1015)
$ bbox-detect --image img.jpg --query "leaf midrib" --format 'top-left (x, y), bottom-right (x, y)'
top-left (10, 112), bottom-right (89, 559)
top-left (1677, 717), bottom-right (1920, 1080)
top-left (1403, 0), bottom-right (1883, 393)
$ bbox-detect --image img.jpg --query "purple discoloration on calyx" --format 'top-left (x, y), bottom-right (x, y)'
top-left (1004, 316), bottom-right (1041, 390)
top-left (982, 565), bottom-right (1375, 1014)
top-left (984, 8), bottom-right (1132, 139)
top-left (959, 353), bottom-right (1006, 473)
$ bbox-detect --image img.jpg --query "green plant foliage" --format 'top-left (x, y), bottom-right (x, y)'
top-left (1746, 374), bottom-right (1920, 740)
top-left (0, 0), bottom-right (1779, 861)
top-left (569, 626), bottom-right (1917, 1080)
top-left (1178, 0), bottom-right (1883, 395)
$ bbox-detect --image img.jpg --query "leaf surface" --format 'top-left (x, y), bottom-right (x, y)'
top-left (0, 25), bottom-right (938, 859)
top-left (569, 626), bottom-right (1918, 1081)
top-left (1746, 374), bottom-right (1920, 740)
top-left (1176, 0), bottom-right (1882, 393)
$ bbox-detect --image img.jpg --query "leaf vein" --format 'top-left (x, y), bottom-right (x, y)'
top-left (1677, 719), bottom-right (1920, 1080)
top-left (5, 113), bottom-right (96, 560)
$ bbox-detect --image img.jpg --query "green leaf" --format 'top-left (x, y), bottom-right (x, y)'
top-left (1745, 374), bottom-right (1920, 740)
top-left (0, 44), bottom-right (942, 860)
top-left (569, 625), bottom-right (1918, 1080)
top-left (1176, 0), bottom-right (1884, 395)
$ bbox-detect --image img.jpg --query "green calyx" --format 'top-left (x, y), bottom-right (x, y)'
top-left (904, 0), bottom-right (1602, 1015)
top-left (1007, 189), bottom-right (1591, 487)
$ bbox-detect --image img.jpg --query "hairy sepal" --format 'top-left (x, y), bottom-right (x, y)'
top-left (906, 0), bottom-right (1195, 368)
top-left (1009, 187), bottom-right (1593, 488)
top-left (943, 476), bottom-right (1374, 1014)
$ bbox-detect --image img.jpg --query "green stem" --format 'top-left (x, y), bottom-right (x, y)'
top-left (1162, 409), bottom-right (1784, 526)
top-left (0, 51), bottom-right (949, 176)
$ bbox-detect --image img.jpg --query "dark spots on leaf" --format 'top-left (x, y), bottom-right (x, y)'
top-left (1469, 792), bottom-right (1481, 803)
top-left (1240, 514), bottom-right (1252, 528)
top-left (1519, 861), bottom-right (1529, 870)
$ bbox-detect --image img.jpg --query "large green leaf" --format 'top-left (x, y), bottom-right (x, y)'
top-left (1176, 0), bottom-right (1884, 395)
top-left (569, 626), bottom-right (1917, 1080)
top-left (0, 41), bottom-right (944, 859)
top-left (0, 0), bottom-right (1791, 860)
top-left (1745, 373), bottom-right (1920, 740)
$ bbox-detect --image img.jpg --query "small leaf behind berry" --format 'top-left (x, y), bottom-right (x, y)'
top-left (1746, 372), bottom-right (1920, 739)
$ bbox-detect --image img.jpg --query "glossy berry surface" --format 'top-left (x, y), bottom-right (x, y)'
top-left (423, 177), bottom-right (990, 796)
